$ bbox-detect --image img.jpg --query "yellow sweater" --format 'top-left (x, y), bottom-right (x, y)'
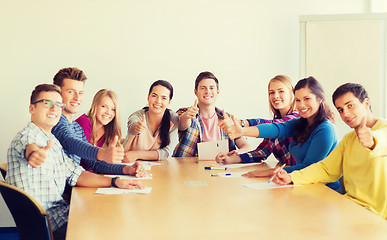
top-left (290, 119), bottom-right (387, 219)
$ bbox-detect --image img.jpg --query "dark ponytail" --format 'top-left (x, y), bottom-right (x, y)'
top-left (159, 109), bottom-right (171, 148)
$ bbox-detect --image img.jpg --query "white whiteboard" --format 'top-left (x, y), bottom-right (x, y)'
top-left (300, 14), bottom-right (387, 138)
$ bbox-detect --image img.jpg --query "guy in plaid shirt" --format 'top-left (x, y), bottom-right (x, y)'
top-left (239, 111), bottom-right (299, 165)
top-left (215, 111), bottom-right (299, 165)
top-left (6, 84), bottom-right (144, 240)
top-left (173, 71), bottom-right (250, 157)
top-left (216, 74), bottom-right (299, 166)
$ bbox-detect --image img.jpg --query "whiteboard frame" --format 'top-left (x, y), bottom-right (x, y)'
top-left (299, 13), bottom-right (387, 118)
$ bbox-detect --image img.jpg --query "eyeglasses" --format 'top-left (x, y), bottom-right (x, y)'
top-left (32, 99), bottom-right (66, 110)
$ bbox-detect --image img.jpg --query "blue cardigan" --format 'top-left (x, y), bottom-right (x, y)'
top-left (257, 118), bottom-right (341, 190)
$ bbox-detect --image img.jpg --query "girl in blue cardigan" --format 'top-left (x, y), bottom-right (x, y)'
top-left (223, 76), bottom-right (341, 191)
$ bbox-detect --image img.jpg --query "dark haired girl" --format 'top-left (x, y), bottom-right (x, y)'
top-left (123, 80), bottom-right (179, 161)
top-left (224, 77), bottom-right (341, 192)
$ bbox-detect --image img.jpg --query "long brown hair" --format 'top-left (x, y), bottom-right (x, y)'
top-left (293, 77), bottom-right (334, 145)
top-left (87, 89), bottom-right (122, 147)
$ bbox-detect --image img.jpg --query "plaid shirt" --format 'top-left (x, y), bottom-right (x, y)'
top-left (239, 111), bottom-right (299, 165)
top-left (173, 107), bottom-right (237, 157)
top-left (6, 122), bottom-right (84, 231)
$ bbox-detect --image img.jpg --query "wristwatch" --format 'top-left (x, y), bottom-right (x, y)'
top-left (111, 177), bottom-right (120, 188)
top-left (241, 120), bottom-right (245, 127)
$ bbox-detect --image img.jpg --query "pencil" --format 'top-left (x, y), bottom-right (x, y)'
top-left (268, 163), bottom-right (286, 183)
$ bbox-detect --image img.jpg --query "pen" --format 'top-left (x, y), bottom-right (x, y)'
top-left (268, 163), bottom-right (286, 183)
top-left (211, 173), bottom-right (231, 177)
top-left (204, 166), bottom-right (227, 170)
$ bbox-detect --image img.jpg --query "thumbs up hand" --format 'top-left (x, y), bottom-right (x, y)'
top-left (26, 140), bottom-right (53, 168)
top-left (98, 135), bottom-right (124, 164)
top-left (181, 99), bottom-right (199, 121)
top-left (132, 114), bottom-right (147, 135)
top-left (355, 116), bottom-right (375, 149)
top-left (178, 99), bottom-right (200, 131)
top-left (227, 115), bottom-right (244, 140)
top-left (218, 109), bottom-right (235, 133)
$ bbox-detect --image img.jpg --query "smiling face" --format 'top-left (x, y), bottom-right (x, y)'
top-left (30, 91), bottom-right (63, 134)
top-left (268, 80), bottom-right (293, 113)
top-left (294, 87), bottom-right (321, 123)
top-left (60, 78), bottom-right (85, 119)
top-left (194, 78), bottom-right (219, 106)
top-left (95, 95), bottom-right (116, 126)
top-left (334, 92), bottom-right (369, 129)
top-left (147, 85), bottom-right (171, 115)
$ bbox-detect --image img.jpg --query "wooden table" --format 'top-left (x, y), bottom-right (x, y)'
top-left (66, 157), bottom-right (387, 240)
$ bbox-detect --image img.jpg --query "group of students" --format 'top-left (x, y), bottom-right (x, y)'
top-left (217, 75), bottom-right (387, 220)
top-left (4, 67), bottom-right (387, 240)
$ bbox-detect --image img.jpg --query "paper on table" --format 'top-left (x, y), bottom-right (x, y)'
top-left (197, 139), bottom-right (229, 160)
top-left (104, 174), bottom-right (152, 180)
top-left (212, 172), bottom-right (248, 178)
top-left (184, 181), bottom-right (208, 186)
top-left (211, 162), bottom-right (261, 169)
top-left (121, 162), bottom-right (153, 171)
top-left (95, 187), bottom-right (152, 194)
top-left (242, 182), bottom-right (302, 190)
top-left (138, 161), bottom-right (164, 166)
top-left (120, 161), bottom-right (162, 173)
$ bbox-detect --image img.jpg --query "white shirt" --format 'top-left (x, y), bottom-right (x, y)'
top-left (6, 122), bottom-right (84, 231)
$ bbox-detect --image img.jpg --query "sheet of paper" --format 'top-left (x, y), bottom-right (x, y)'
top-left (184, 181), bottom-right (208, 187)
top-left (197, 139), bottom-right (229, 160)
top-left (138, 161), bottom-right (164, 166)
top-left (211, 172), bottom-right (248, 178)
top-left (104, 174), bottom-right (152, 180)
top-left (211, 162), bottom-right (261, 169)
top-left (121, 162), bottom-right (151, 171)
top-left (122, 161), bottom-right (163, 171)
top-left (242, 182), bottom-right (303, 190)
top-left (95, 187), bottom-right (152, 194)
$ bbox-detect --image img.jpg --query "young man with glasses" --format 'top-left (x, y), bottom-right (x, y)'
top-left (6, 84), bottom-right (144, 240)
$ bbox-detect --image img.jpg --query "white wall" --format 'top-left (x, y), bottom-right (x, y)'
top-left (300, 15), bottom-right (387, 139)
top-left (0, 0), bottom-right (369, 227)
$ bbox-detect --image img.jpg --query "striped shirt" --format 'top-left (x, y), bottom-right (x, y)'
top-left (6, 122), bottom-right (84, 231)
top-left (173, 107), bottom-right (237, 157)
top-left (239, 111), bottom-right (299, 165)
top-left (52, 114), bottom-right (125, 174)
